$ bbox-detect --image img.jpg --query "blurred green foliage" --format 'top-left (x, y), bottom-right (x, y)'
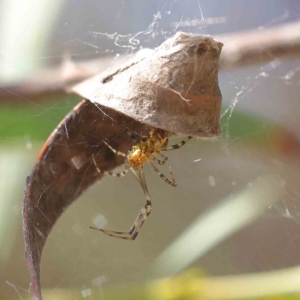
top-left (0, 95), bottom-right (81, 141)
top-left (0, 96), bottom-right (273, 143)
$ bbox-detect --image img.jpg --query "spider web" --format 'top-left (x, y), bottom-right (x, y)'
top-left (1, 0), bottom-right (300, 299)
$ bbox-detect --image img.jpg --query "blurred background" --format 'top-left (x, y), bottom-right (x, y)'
top-left (1, 0), bottom-right (300, 299)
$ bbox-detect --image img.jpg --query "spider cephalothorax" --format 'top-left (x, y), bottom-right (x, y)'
top-left (128, 129), bottom-right (168, 170)
top-left (91, 128), bottom-right (192, 240)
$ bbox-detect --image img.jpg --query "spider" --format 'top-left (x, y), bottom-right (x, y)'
top-left (90, 128), bottom-right (192, 240)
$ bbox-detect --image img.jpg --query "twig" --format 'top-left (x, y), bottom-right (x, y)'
top-left (1, 21), bottom-right (300, 101)
top-left (218, 20), bottom-right (300, 70)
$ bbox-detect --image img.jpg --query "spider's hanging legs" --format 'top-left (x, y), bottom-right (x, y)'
top-left (148, 161), bottom-right (176, 187)
top-left (90, 132), bottom-right (193, 240)
top-left (90, 168), bottom-right (152, 240)
top-left (147, 134), bottom-right (193, 187)
top-left (150, 153), bottom-right (168, 165)
top-left (101, 139), bottom-right (127, 157)
top-left (90, 203), bottom-right (152, 240)
top-left (92, 154), bottom-right (129, 177)
top-left (161, 136), bottom-right (193, 151)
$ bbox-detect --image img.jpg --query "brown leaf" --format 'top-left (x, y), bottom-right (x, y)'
top-left (71, 32), bottom-right (223, 137)
top-left (23, 100), bottom-right (152, 299)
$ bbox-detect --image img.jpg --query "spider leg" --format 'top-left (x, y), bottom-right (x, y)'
top-left (157, 152), bottom-right (168, 164)
top-left (89, 203), bottom-right (151, 240)
top-left (92, 154), bottom-right (129, 177)
top-left (161, 136), bottom-right (192, 151)
top-left (150, 153), bottom-right (168, 165)
top-left (148, 160), bottom-right (177, 187)
top-left (101, 139), bottom-right (127, 157)
top-left (90, 168), bottom-right (152, 240)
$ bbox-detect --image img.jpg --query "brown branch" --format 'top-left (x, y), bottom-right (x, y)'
top-left (218, 20), bottom-right (300, 70)
top-left (2, 21), bottom-right (300, 101)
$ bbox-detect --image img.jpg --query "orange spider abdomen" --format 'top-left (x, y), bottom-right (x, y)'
top-left (128, 146), bottom-right (149, 170)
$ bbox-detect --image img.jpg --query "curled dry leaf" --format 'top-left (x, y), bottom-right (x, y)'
top-left (23, 32), bottom-right (223, 300)
top-left (71, 32), bottom-right (223, 137)
top-left (23, 100), bottom-right (153, 299)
